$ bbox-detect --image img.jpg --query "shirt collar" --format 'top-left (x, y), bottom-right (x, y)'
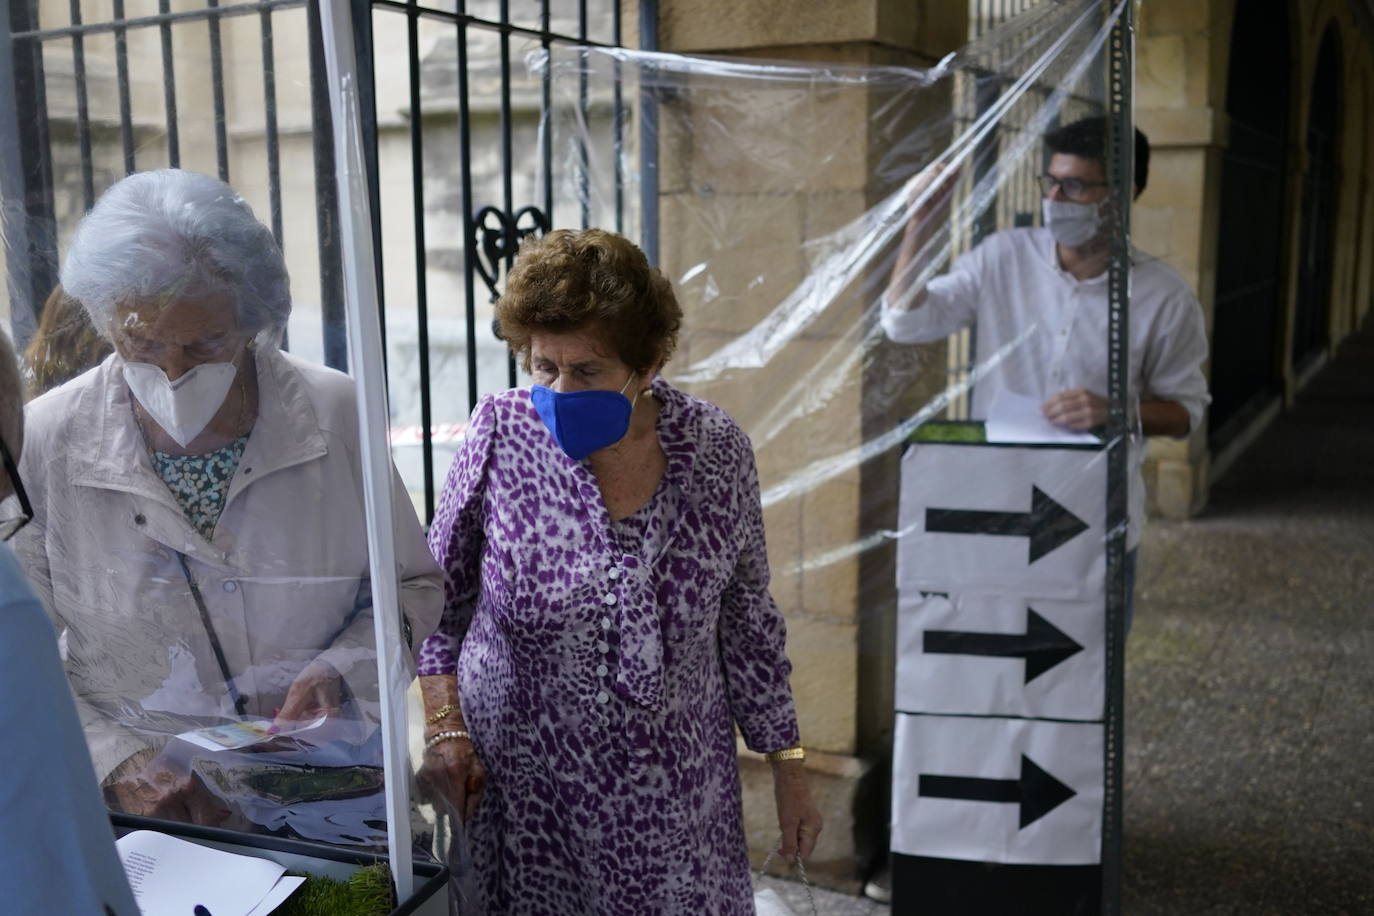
top-left (71, 347), bottom-right (326, 496)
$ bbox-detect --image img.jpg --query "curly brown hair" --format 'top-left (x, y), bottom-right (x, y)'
top-left (496, 229), bottom-right (682, 375)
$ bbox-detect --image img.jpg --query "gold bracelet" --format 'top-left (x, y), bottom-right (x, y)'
top-left (425, 703), bottom-right (461, 725)
top-left (426, 729), bottom-right (471, 750)
top-left (766, 746), bottom-right (805, 764)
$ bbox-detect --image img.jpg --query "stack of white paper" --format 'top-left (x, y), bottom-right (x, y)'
top-left (984, 387), bottom-right (1100, 445)
top-left (116, 830), bottom-right (306, 916)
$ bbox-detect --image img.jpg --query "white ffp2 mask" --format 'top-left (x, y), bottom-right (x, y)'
top-left (1042, 198), bottom-right (1103, 248)
top-left (123, 360), bottom-right (238, 448)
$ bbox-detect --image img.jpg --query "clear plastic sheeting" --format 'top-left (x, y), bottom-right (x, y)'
top-left (10, 165), bottom-right (444, 852)
top-left (533, 0), bottom-right (1155, 585)
top-left (531, 0), bottom-right (1205, 894)
top-left (0, 11), bottom-right (448, 879)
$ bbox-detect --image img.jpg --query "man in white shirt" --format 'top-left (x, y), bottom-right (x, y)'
top-left (881, 116), bottom-right (1210, 610)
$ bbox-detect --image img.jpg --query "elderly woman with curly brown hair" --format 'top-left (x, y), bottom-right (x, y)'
top-left (416, 228), bottom-right (822, 914)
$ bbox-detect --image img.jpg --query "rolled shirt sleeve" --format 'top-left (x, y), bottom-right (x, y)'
top-left (1141, 285), bottom-right (1212, 435)
top-left (881, 242), bottom-right (986, 344)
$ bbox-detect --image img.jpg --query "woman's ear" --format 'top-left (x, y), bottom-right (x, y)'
top-left (641, 355), bottom-right (663, 393)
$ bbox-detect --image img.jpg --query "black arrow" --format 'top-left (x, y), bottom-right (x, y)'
top-left (919, 754), bottom-right (1076, 829)
top-left (925, 485), bottom-right (1089, 563)
top-left (923, 608), bottom-right (1084, 683)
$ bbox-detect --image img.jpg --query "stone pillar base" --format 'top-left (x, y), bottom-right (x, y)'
top-left (1145, 434), bottom-right (1210, 519)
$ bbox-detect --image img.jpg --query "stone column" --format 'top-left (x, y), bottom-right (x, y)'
top-left (1136, 0), bottom-right (1224, 517)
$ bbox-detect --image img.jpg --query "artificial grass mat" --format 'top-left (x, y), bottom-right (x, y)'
top-left (275, 862), bottom-right (394, 916)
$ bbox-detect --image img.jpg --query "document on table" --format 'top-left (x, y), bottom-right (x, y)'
top-left (177, 715), bottom-right (328, 752)
top-left (984, 387), bottom-right (1100, 445)
top-left (116, 830), bottom-right (305, 916)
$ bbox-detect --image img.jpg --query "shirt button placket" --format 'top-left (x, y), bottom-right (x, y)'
top-left (595, 567), bottom-right (620, 721)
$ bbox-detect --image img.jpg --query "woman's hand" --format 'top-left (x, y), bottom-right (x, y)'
top-left (275, 659), bottom-right (343, 726)
top-left (107, 749), bottom-right (229, 826)
top-left (417, 673), bottom-right (485, 822)
top-left (418, 734), bottom-right (486, 823)
top-left (772, 758), bottom-right (823, 861)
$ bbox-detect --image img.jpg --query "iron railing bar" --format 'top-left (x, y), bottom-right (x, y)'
top-left (368, 0), bottom-right (621, 47)
top-left (260, 7), bottom-right (284, 248)
top-left (208, 0), bottom-right (230, 182)
top-left (0, 0), bottom-right (59, 346)
top-left (111, 0), bottom-right (135, 173)
top-left (612, 0), bottom-right (623, 233)
top-left (638, 0), bottom-right (659, 265)
top-left (577, 0), bottom-right (589, 228)
top-left (306, 0), bottom-right (346, 370)
top-left (406, 0), bottom-right (436, 521)
top-left (351, 0), bottom-right (387, 371)
top-left (499, 0), bottom-right (516, 389)
top-left (157, 0), bottom-right (180, 167)
top-left (456, 0), bottom-right (479, 412)
top-left (68, 0), bottom-right (94, 208)
top-left (540, 0), bottom-right (552, 231)
top-left (12, 0), bottom-right (305, 40)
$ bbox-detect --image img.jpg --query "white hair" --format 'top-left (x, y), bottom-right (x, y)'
top-left (59, 169), bottom-right (291, 344)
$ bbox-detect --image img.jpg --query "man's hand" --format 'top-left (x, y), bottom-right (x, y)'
top-left (901, 161), bottom-right (960, 228)
top-left (1042, 388), bottom-right (1107, 431)
top-left (885, 162), bottom-right (961, 313)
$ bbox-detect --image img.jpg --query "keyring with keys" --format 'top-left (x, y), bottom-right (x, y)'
top-left (755, 846), bottom-right (820, 916)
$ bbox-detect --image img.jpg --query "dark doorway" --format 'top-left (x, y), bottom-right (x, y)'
top-left (1292, 25), bottom-right (1342, 370)
top-left (1208, 0), bottom-right (1292, 447)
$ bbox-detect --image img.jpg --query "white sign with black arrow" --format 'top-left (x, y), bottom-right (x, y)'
top-left (896, 593), bottom-right (1105, 720)
top-left (897, 444), bottom-right (1106, 600)
top-left (891, 712), bottom-right (1103, 865)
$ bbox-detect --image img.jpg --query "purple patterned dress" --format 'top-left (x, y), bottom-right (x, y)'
top-left (417, 377), bottom-right (800, 915)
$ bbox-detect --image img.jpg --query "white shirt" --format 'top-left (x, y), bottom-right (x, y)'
top-left (881, 226), bottom-right (1210, 548)
top-left (0, 542), bottom-right (140, 915)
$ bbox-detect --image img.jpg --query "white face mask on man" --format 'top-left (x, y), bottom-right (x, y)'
top-left (1041, 198), bottom-right (1104, 248)
top-left (123, 360), bottom-right (238, 448)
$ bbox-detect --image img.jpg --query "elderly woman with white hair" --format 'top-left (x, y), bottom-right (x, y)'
top-left (15, 169), bottom-right (443, 837)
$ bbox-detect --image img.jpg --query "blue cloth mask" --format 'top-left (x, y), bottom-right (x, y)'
top-left (531, 373), bottom-right (638, 460)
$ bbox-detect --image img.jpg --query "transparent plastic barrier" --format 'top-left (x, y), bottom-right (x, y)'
top-left (0, 0), bottom-right (456, 896)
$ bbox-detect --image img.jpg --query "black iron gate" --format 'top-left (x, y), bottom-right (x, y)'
top-left (0, 0), bottom-right (647, 522)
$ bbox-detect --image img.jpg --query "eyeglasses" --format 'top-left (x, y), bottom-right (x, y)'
top-left (0, 436), bottom-right (32, 542)
top-left (1038, 174), bottom-right (1109, 202)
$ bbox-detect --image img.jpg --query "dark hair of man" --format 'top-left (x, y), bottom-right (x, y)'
top-left (1043, 116), bottom-right (1151, 197)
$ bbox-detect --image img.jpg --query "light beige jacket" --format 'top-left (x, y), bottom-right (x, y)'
top-left (16, 347), bottom-right (443, 779)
